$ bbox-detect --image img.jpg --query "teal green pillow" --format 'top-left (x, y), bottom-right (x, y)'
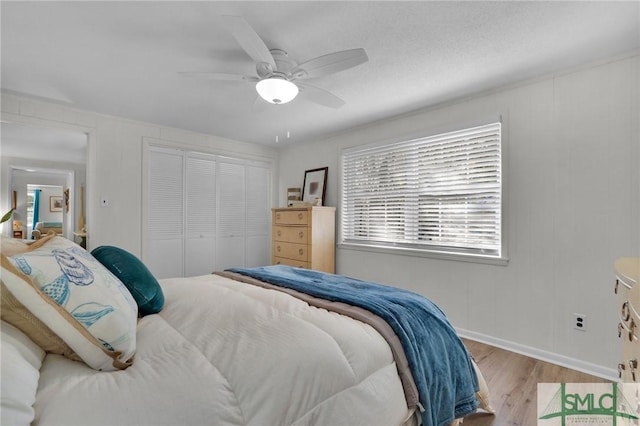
top-left (91, 246), bottom-right (164, 316)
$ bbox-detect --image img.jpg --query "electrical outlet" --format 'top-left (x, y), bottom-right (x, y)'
top-left (573, 313), bottom-right (586, 331)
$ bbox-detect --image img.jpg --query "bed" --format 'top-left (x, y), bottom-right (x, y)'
top-left (1, 235), bottom-right (491, 426)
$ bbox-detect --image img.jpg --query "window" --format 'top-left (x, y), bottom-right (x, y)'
top-left (341, 122), bottom-right (503, 261)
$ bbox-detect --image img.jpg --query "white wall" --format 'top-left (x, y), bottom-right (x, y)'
top-left (1, 94), bottom-right (279, 257)
top-left (277, 54), bottom-right (640, 378)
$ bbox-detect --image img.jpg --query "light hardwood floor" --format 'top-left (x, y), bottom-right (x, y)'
top-left (461, 338), bottom-right (611, 426)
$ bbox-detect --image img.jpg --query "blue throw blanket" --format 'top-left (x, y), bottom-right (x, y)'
top-left (227, 265), bottom-right (479, 426)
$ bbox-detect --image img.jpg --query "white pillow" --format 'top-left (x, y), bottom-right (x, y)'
top-left (1, 236), bottom-right (137, 371)
top-left (0, 235), bottom-right (32, 257)
top-left (1, 321), bottom-right (46, 426)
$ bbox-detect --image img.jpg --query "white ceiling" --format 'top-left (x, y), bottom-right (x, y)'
top-left (1, 1), bottom-right (638, 147)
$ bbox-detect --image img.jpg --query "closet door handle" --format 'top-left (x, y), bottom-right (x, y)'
top-left (615, 279), bottom-right (619, 294)
top-left (629, 319), bottom-right (636, 342)
top-left (619, 363), bottom-right (626, 378)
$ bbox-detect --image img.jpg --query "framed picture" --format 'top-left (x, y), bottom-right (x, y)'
top-left (50, 196), bottom-right (63, 212)
top-left (302, 167), bottom-right (328, 206)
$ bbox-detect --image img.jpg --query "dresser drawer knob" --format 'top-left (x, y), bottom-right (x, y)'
top-left (299, 231), bottom-right (304, 239)
top-left (299, 248), bottom-right (304, 255)
top-left (276, 213), bottom-right (281, 220)
top-left (619, 322), bottom-right (623, 338)
top-left (622, 301), bottom-right (631, 321)
top-left (277, 245), bottom-right (281, 252)
top-left (630, 359), bottom-right (638, 381)
top-left (298, 213), bottom-right (303, 220)
top-left (277, 230), bottom-right (281, 237)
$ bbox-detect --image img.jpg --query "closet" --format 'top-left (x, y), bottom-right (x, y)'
top-left (144, 145), bottom-right (271, 279)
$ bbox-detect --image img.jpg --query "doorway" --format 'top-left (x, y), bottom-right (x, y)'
top-left (2, 122), bottom-right (87, 242)
top-left (27, 184), bottom-right (65, 240)
top-left (12, 169), bottom-right (74, 240)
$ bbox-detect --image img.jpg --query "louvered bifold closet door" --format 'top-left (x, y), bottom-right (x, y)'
top-left (216, 159), bottom-right (246, 271)
top-left (146, 145), bottom-right (273, 278)
top-left (147, 147), bottom-right (184, 279)
top-left (245, 163), bottom-right (271, 267)
top-left (185, 153), bottom-right (217, 277)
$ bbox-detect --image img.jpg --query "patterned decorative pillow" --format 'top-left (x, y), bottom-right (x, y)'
top-left (1, 236), bottom-right (137, 371)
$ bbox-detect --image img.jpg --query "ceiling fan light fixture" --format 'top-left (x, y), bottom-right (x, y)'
top-left (256, 78), bottom-right (298, 104)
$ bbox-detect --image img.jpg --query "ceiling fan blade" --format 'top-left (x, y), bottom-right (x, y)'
top-left (297, 83), bottom-right (345, 109)
top-left (292, 48), bottom-right (368, 80)
top-left (179, 72), bottom-right (258, 82)
top-left (221, 15), bottom-right (276, 69)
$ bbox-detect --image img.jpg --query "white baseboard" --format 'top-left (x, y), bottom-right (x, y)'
top-left (456, 328), bottom-right (618, 382)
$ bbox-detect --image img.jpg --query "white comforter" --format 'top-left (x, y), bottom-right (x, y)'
top-left (33, 274), bottom-right (414, 425)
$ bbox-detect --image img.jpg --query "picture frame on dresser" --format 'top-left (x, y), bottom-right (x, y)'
top-left (302, 167), bottom-right (328, 206)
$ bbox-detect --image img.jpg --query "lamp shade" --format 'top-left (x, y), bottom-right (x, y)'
top-left (256, 78), bottom-right (299, 104)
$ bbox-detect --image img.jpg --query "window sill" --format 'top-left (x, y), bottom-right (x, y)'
top-left (338, 242), bottom-right (509, 266)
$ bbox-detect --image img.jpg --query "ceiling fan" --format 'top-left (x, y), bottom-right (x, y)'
top-left (183, 15), bottom-right (368, 109)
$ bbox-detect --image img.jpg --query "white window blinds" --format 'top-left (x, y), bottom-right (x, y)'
top-left (341, 122), bottom-right (502, 258)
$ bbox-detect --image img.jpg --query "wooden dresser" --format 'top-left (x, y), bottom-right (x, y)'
top-left (615, 257), bottom-right (640, 382)
top-left (272, 206), bottom-right (335, 273)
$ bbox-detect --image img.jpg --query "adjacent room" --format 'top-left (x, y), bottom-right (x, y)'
top-left (1, 2), bottom-right (638, 425)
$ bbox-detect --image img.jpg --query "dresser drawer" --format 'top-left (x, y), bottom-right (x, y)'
top-left (273, 226), bottom-right (308, 244)
top-left (618, 307), bottom-right (639, 346)
top-left (273, 256), bottom-right (309, 269)
top-left (274, 209), bottom-right (308, 225)
top-left (620, 306), bottom-right (640, 381)
top-left (273, 242), bottom-right (308, 261)
top-left (617, 260), bottom-right (640, 382)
